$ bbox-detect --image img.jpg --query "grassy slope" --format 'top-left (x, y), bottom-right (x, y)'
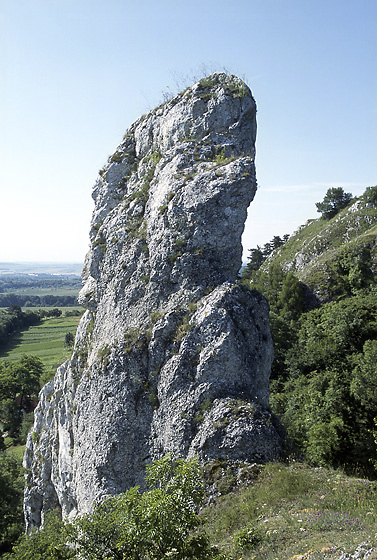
top-left (0, 314), bottom-right (81, 377)
top-left (264, 198), bottom-right (377, 294)
top-left (202, 461), bottom-right (377, 560)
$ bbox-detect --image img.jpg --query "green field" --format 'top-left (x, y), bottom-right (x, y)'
top-left (4, 285), bottom-right (80, 297)
top-left (0, 314), bottom-right (82, 379)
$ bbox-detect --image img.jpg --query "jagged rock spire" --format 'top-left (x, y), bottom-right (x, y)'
top-left (24, 73), bottom-right (282, 530)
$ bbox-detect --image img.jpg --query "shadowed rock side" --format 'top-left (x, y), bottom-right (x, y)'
top-left (24, 73), bottom-right (283, 530)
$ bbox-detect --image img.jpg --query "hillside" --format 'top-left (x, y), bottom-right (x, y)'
top-left (240, 185), bottom-right (377, 478)
top-left (5, 455), bottom-right (377, 560)
top-left (260, 186), bottom-right (377, 301)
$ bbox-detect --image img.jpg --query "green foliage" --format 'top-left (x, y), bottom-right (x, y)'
top-left (158, 192), bottom-right (177, 214)
top-left (19, 412), bottom-right (34, 445)
top-left (362, 184), bottom-right (377, 206)
top-left (7, 456), bottom-right (222, 559)
top-left (97, 344), bottom-right (111, 369)
top-left (262, 189), bottom-right (377, 297)
top-left (234, 525), bottom-right (264, 550)
top-left (123, 328), bottom-right (144, 354)
top-left (0, 274), bottom-right (81, 309)
top-left (64, 332), bottom-right (74, 348)
top-left (0, 307), bottom-right (41, 349)
top-left (327, 244), bottom-right (374, 298)
top-left (0, 315), bottom-right (81, 377)
top-left (0, 451), bottom-right (25, 554)
top-left (350, 338), bottom-right (377, 436)
top-left (242, 236), bottom-right (288, 279)
top-left (198, 74), bottom-right (249, 100)
top-left (247, 263), bottom-right (305, 321)
top-left (271, 291), bottom-right (377, 473)
top-left (68, 454), bottom-right (221, 560)
top-left (172, 304), bottom-right (197, 348)
top-left (195, 398), bottom-right (213, 423)
top-left (245, 225), bottom-right (377, 474)
top-left (242, 246), bottom-right (264, 278)
top-left (4, 455), bottom-right (377, 560)
top-left (210, 148), bottom-right (237, 169)
top-left (0, 355), bottom-right (43, 401)
top-left (0, 356), bottom-right (43, 443)
top-left (110, 150), bottom-right (124, 163)
top-left (315, 187), bottom-right (353, 219)
top-left (277, 272), bottom-right (305, 319)
top-left (10, 511), bottom-right (75, 560)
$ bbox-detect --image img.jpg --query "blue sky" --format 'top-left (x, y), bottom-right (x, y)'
top-left (1, 0), bottom-right (376, 263)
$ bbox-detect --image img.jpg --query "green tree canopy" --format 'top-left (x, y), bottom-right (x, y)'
top-left (271, 291), bottom-right (377, 473)
top-left (0, 355), bottom-right (43, 440)
top-left (0, 452), bottom-right (25, 554)
top-left (64, 332), bottom-right (75, 348)
top-left (69, 454), bottom-right (220, 560)
top-left (315, 187), bottom-right (353, 219)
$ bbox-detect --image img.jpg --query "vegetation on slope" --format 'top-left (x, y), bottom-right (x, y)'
top-left (254, 185), bottom-right (377, 301)
top-left (2, 187), bottom-right (377, 558)
top-left (3, 456), bottom-right (377, 560)
top-left (0, 308), bottom-right (83, 555)
top-left (241, 185), bottom-right (377, 476)
top-left (0, 311), bottom-right (82, 375)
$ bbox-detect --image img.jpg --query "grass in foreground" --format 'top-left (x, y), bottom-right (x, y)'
top-left (202, 461), bottom-right (377, 560)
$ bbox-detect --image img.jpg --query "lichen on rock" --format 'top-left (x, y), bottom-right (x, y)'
top-left (24, 73), bottom-right (283, 530)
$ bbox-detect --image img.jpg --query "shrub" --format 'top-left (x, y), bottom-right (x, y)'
top-left (234, 525), bottom-right (264, 550)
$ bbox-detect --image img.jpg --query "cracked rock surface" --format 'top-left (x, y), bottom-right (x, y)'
top-left (24, 73), bottom-right (283, 530)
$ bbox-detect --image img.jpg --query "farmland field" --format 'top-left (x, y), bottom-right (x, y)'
top-left (0, 313), bottom-right (83, 379)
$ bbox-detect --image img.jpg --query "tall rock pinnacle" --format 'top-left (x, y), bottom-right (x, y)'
top-left (24, 73), bottom-right (282, 530)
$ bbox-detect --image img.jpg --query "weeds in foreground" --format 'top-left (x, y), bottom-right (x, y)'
top-left (202, 461), bottom-right (377, 559)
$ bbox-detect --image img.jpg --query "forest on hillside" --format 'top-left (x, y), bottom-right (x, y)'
top-left (242, 185), bottom-right (377, 475)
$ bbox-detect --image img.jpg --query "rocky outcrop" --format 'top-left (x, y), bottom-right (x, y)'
top-left (24, 73), bottom-right (282, 530)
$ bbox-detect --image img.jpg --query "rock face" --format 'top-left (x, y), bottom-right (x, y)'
top-left (24, 73), bottom-right (283, 530)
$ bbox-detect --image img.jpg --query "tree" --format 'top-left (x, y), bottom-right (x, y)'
top-left (315, 187), bottom-right (353, 219)
top-left (0, 451), bottom-right (25, 554)
top-left (271, 291), bottom-right (377, 473)
top-left (64, 332), bottom-right (75, 348)
top-left (242, 246), bottom-right (264, 279)
top-left (363, 185), bottom-right (377, 206)
top-left (10, 511), bottom-right (75, 560)
top-left (69, 455), bottom-right (222, 560)
top-left (0, 356), bottom-right (43, 441)
top-left (262, 242), bottom-right (273, 258)
top-left (16, 355), bottom-right (43, 395)
top-left (350, 339), bottom-right (377, 410)
top-left (271, 235), bottom-right (284, 249)
top-left (47, 308), bottom-right (62, 317)
top-left (277, 273), bottom-right (305, 320)
top-left (248, 263), bottom-right (286, 311)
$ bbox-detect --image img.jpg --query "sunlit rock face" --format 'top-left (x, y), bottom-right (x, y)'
top-left (24, 73), bottom-right (283, 530)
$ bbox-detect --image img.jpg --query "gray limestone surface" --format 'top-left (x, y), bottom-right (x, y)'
top-left (24, 73), bottom-right (282, 530)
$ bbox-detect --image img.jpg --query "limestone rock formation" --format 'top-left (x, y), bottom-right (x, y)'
top-left (24, 73), bottom-right (283, 530)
